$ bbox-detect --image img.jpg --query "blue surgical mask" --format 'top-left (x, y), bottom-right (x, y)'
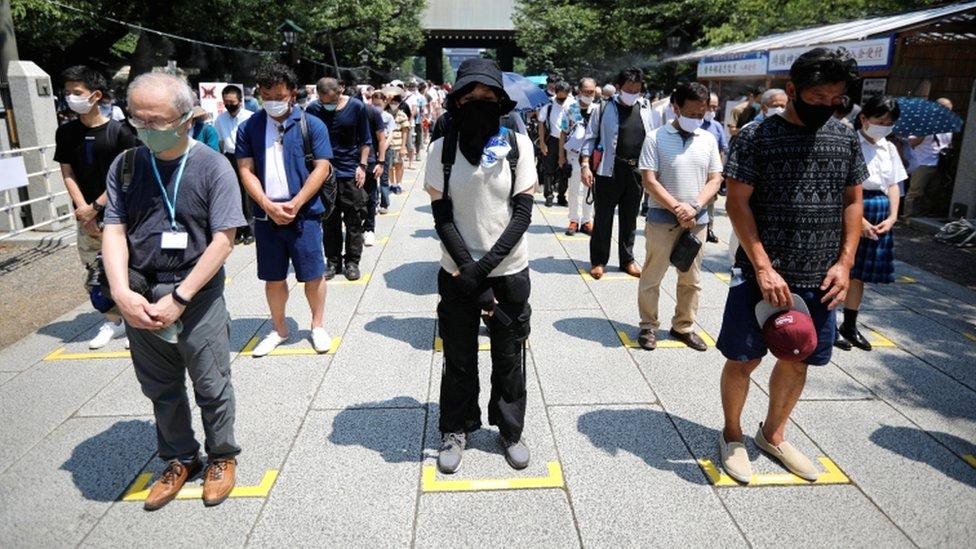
top-left (323, 103), bottom-right (338, 112)
top-left (137, 113), bottom-right (191, 154)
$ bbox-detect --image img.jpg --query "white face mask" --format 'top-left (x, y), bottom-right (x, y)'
top-left (863, 122), bottom-right (894, 140)
top-left (677, 115), bottom-right (704, 133)
top-left (766, 106), bottom-right (786, 117)
top-left (579, 95), bottom-right (594, 106)
top-left (703, 111), bottom-right (716, 122)
top-left (618, 91), bottom-right (639, 107)
top-left (264, 100), bottom-right (291, 117)
top-left (66, 93), bottom-right (95, 115)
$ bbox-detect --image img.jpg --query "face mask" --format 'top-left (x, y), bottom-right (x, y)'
top-left (579, 95), bottom-right (594, 106)
top-left (225, 103), bottom-right (240, 114)
top-left (323, 103), bottom-right (338, 112)
top-left (66, 93), bottom-right (95, 114)
top-left (792, 93), bottom-right (835, 130)
top-left (618, 91), bottom-right (639, 107)
top-left (456, 100), bottom-right (502, 166)
top-left (136, 114), bottom-right (190, 154)
top-left (863, 122), bottom-right (893, 140)
top-left (752, 102), bottom-right (761, 110)
top-left (703, 111), bottom-right (716, 122)
top-left (556, 97), bottom-right (566, 105)
top-left (264, 100), bottom-right (291, 117)
top-left (677, 115), bottom-right (704, 133)
top-left (766, 106), bottom-right (785, 117)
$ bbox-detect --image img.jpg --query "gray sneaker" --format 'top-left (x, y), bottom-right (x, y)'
top-left (437, 432), bottom-right (466, 474)
top-left (500, 435), bottom-right (530, 470)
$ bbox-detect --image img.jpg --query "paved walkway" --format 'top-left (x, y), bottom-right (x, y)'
top-left (1, 154), bottom-right (975, 547)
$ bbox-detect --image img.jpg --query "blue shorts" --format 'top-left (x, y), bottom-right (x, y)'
top-left (716, 275), bottom-right (835, 366)
top-left (253, 218), bottom-right (325, 282)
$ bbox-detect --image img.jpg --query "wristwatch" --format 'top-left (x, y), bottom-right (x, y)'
top-left (376, 160), bottom-right (386, 166)
top-left (690, 201), bottom-right (702, 213)
top-left (92, 202), bottom-right (105, 214)
top-left (172, 288), bottom-right (191, 307)
top-left (359, 163), bottom-right (368, 170)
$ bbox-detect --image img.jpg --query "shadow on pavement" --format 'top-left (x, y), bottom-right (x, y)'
top-left (870, 425), bottom-right (976, 488)
top-left (363, 315), bottom-right (436, 350)
top-left (529, 256), bottom-right (580, 274)
top-left (60, 419), bottom-right (157, 501)
top-left (553, 317), bottom-right (620, 348)
top-left (328, 397), bottom-right (425, 463)
top-left (382, 261), bottom-right (439, 295)
top-left (36, 310), bottom-right (104, 343)
top-left (415, 204), bottom-right (432, 215)
top-left (577, 408), bottom-right (710, 485)
top-left (410, 228), bottom-right (438, 240)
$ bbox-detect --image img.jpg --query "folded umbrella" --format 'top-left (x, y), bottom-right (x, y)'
top-left (502, 72), bottom-right (550, 113)
top-left (892, 97), bottom-right (963, 137)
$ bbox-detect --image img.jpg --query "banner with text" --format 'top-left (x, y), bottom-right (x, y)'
top-left (698, 52), bottom-right (769, 79)
top-left (768, 37), bottom-right (894, 73)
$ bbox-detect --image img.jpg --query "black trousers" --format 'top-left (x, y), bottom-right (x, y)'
top-left (322, 177), bottom-right (368, 265)
top-left (542, 135), bottom-right (567, 200)
top-left (363, 163), bottom-right (378, 232)
top-left (224, 153), bottom-right (253, 236)
top-left (438, 267), bottom-right (531, 442)
top-left (589, 159), bottom-right (643, 267)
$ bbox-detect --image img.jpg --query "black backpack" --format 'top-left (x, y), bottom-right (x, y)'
top-left (440, 126), bottom-right (520, 201)
top-left (298, 110), bottom-right (337, 218)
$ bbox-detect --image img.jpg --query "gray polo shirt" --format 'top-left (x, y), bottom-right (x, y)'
top-left (639, 123), bottom-right (722, 225)
top-left (103, 140), bottom-right (246, 274)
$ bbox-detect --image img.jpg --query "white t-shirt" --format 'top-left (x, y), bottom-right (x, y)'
top-left (263, 113), bottom-right (291, 200)
top-left (909, 132), bottom-right (952, 167)
top-left (639, 123), bottom-right (722, 207)
top-left (424, 132), bottom-right (536, 277)
top-left (381, 110), bottom-right (396, 138)
top-left (538, 99), bottom-right (573, 138)
top-left (858, 132), bottom-right (908, 192)
top-left (215, 108), bottom-right (253, 153)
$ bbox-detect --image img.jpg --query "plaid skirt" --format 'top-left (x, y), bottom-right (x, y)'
top-left (851, 190), bottom-right (895, 283)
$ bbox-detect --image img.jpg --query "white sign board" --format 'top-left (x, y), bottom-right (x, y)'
top-left (698, 53), bottom-right (768, 78)
top-left (197, 82), bottom-right (243, 121)
top-left (769, 37), bottom-right (893, 73)
top-left (0, 156), bottom-right (29, 193)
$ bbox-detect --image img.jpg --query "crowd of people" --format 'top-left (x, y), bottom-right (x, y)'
top-left (50, 46), bottom-right (958, 509)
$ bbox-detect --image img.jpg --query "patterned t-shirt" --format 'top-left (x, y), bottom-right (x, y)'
top-left (724, 115), bottom-right (868, 288)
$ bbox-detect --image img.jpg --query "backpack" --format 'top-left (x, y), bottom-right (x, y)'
top-left (298, 110), bottom-right (337, 218)
top-left (440, 126), bottom-right (520, 202)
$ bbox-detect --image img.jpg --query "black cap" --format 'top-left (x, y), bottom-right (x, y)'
top-left (447, 58), bottom-right (516, 114)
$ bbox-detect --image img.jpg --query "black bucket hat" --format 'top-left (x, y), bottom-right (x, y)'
top-left (447, 58), bottom-right (516, 114)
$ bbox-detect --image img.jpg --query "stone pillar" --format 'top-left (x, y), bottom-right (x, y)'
top-left (950, 79), bottom-right (976, 219)
top-left (425, 41), bottom-right (443, 84)
top-left (7, 61), bottom-right (69, 231)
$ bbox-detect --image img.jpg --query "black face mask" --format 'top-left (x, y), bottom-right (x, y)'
top-left (792, 92), bottom-right (835, 130)
top-left (456, 100), bottom-right (501, 166)
top-left (225, 103), bottom-right (240, 114)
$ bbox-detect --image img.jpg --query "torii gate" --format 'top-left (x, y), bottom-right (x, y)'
top-left (420, 0), bottom-right (522, 82)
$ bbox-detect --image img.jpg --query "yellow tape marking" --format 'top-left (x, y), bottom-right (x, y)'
top-left (422, 460), bottom-right (564, 493)
top-left (963, 332), bottom-right (976, 344)
top-left (963, 454), bottom-right (976, 468)
top-left (714, 272), bottom-right (732, 283)
top-left (578, 268), bottom-right (637, 282)
top-left (122, 469), bottom-right (279, 501)
top-left (618, 330), bottom-right (715, 349)
top-left (241, 336), bottom-right (341, 356)
top-left (299, 274), bottom-right (372, 287)
top-left (379, 210), bottom-right (401, 217)
top-left (896, 275), bottom-right (917, 284)
top-left (555, 233), bottom-right (589, 241)
top-left (698, 456), bottom-right (849, 487)
top-left (225, 276), bottom-right (233, 285)
top-left (866, 328), bottom-right (896, 348)
top-left (375, 236), bottom-right (390, 245)
top-left (43, 347), bottom-right (131, 361)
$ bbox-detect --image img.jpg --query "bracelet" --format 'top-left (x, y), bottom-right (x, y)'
top-left (172, 288), bottom-right (191, 307)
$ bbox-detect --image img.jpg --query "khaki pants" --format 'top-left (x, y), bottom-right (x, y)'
top-left (904, 165), bottom-right (938, 217)
top-left (637, 222), bottom-right (705, 333)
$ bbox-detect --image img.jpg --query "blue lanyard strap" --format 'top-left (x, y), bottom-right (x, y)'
top-left (149, 143), bottom-right (191, 231)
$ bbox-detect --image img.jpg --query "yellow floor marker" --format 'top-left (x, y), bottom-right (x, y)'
top-left (240, 336), bottom-right (341, 356)
top-left (122, 469), bottom-right (278, 501)
top-left (422, 461), bottom-right (564, 493)
top-left (698, 456), bottom-right (849, 487)
top-left (379, 210), bottom-right (401, 217)
top-left (299, 274), bottom-right (373, 287)
top-left (963, 454), bottom-right (976, 469)
top-left (554, 233), bottom-right (588, 241)
top-left (375, 236), bottom-right (390, 245)
top-left (963, 332), bottom-right (976, 344)
top-left (43, 347), bottom-right (131, 361)
top-left (225, 276), bottom-right (233, 285)
top-left (714, 272), bottom-right (732, 283)
top-left (578, 268), bottom-right (637, 282)
top-left (866, 328), bottom-right (896, 348)
top-left (896, 275), bottom-right (917, 284)
top-left (618, 330), bottom-right (715, 349)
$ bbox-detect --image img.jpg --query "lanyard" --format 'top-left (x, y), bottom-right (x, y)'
top-left (149, 142), bottom-right (191, 231)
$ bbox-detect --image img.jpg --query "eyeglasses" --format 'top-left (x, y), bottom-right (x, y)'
top-left (128, 112), bottom-right (190, 131)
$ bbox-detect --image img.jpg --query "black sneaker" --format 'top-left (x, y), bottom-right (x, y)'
top-left (325, 261), bottom-right (341, 281)
top-left (556, 197), bottom-right (568, 207)
top-left (707, 229), bottom-right (719, 243)
top-left (344, 262), bottom-right (361, 281)
top-left (544, 196), bottom-right (553, 208)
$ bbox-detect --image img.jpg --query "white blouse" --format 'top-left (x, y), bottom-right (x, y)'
top-left (858, 132), bottom-right (908, 192)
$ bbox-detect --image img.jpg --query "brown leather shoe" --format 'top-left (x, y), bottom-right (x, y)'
top-left (565, 221), bottom-right (579, 236)
top-left (580, 222), bottom-right (593, 235)
top-left (669, 328), bottom-right (708, 351)
top-left (589, 265), bottom-right (605, 279)
top-left (622, 262), bottom-right (642, 278)
top-left (202, 457), bottom-right (237, 507)
top-left (637, 328), bottom-right (657, 350)
top-left (143, 456), bottom-right (202, 511)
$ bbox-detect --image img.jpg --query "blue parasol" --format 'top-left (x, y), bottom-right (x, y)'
top-left (503, 72), bottom-right (550, 113)
top-left (892, 97), bottom-right (963, 137)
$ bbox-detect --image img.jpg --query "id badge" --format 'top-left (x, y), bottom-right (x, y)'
top-left (161, 231), bottom-right (189, 250)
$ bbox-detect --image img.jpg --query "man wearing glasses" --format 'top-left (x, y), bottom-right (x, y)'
top-left (101, 72), bottom-right (248, 510)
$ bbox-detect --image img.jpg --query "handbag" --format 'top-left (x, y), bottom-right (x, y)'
top-left (669, 225), bottom-right (703, 272)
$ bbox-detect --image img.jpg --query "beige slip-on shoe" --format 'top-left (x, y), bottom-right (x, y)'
top-left (718, 432), bottom-right (753, 484)
top-left (755, 423), bottom-right (819, 481)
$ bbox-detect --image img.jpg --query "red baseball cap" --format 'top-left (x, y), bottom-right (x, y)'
top-left (755, 295), bottom-right (818, 362)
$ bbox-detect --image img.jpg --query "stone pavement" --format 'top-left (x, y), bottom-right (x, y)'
top-left (1, 153), bottom-right (975, 548)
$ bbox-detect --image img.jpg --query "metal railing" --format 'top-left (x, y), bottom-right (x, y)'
top-left (0, 144), bottom-right (72, 242)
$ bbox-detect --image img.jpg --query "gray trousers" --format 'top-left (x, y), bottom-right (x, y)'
top-left (127, 277), bottom-right (240, 460)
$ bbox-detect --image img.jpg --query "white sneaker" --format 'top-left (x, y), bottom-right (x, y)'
top-left (378, 206), bottom-right (388, 215)
top-left (90, 321), bottom-right (125, 349)
top-left (364, 231), bottom-right (376, 247)
top-left (311, 327), bottom-right (332, 353)
top-left (123, 338), bottom-right (130, 350)
top-left (252, 332), bottom-right (287, 357)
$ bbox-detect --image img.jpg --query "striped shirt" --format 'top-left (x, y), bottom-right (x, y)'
top-left (639, 123), bottom-right (722, 224)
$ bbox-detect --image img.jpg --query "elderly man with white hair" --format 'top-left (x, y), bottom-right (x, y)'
top-left (101, 71), bottom-right (246, 511)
